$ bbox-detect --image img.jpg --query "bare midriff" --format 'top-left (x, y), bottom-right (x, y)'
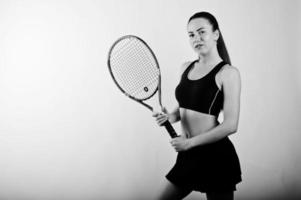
top-left (180, 108), bottom-right (218, 138)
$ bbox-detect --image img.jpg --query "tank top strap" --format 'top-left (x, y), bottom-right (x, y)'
top-left (210, 61), bottom-right (227, 76)
top-left (182, 60), bottom-right (198, 78)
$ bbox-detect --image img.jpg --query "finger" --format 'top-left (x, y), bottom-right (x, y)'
top-left (158, 113), bottom-right (168, 120)
top-left (157, 114), bottom-right (167, 120)
top-left (171, 138), bottom-right (179, 143)
top-left (157, 116), bottom-right (168, 123)
top-left (158, 117), bottom-right (168, 124)
top-left (158, 121), bottom-right (166, 126)
top-left (170, 139), bottom-right (177, 146)
top-left (156, 115), bottom-right (166, 122)
top-left (152, 111), bottom-right (160, 117)
top-left (180, 134), bottom-right (186, 139)
top-left (161, 107), bottom-right (168, 113)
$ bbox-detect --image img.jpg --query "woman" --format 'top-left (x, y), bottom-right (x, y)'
top-left (153, 12), bottom-right (242, 200)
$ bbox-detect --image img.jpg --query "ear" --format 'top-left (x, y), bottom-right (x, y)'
top-left (213, 29), bottom-right (220, 42)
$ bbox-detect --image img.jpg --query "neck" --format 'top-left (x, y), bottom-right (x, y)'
top-left (197, 46), bottom-right (221, 65)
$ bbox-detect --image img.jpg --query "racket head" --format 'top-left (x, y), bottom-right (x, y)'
top-left (107, 35), bottom-right (161, 103)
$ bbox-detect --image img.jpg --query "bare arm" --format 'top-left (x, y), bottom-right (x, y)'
top-left (153, 61), bottom-right (191, 125)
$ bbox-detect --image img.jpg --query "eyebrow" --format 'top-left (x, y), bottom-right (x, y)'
top-left (188, 27), bottom-right (205, 34)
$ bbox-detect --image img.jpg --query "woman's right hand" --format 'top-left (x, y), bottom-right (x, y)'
top-left (152, 108), bottom-right (169, 126)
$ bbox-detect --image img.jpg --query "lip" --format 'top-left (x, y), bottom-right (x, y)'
top-left (194, 44), bottom-right (204, 48)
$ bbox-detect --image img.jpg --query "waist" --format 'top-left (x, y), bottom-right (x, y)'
top-left (180, 108), bottom-right (219, 137)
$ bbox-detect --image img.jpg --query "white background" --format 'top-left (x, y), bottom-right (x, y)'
top-left (0, 0), bottom-right (300, 199)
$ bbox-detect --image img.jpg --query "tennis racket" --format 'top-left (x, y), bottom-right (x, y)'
top-left (107, 35), bottom-right (178, 138)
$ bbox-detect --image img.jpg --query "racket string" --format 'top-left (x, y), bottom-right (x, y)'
top-left (109, 37), bottom-right (159, 100)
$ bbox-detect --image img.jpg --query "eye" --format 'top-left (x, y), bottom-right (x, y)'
top-left (188, 33), bottom-right (194, 38)
top-left (198, 30), bottom-right (206, 35)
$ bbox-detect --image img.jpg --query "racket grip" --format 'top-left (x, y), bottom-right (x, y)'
top-left (162, 120), bottom-right (178, 138)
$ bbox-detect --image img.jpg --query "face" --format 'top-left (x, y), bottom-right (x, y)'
top-left (187, 18), bottom-right (219, 56)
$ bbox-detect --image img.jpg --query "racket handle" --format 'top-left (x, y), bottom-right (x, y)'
top-left (162, 121), bottom-right (178, 138)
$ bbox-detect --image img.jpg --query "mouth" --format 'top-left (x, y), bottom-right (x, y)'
top-left (194, 44), bottom-right (204, 49)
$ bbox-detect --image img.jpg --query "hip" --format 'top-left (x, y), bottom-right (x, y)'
top-left (176, 137), bottom-right (239, 166)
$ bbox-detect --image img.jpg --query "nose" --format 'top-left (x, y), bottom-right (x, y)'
top-left (193, 34), bottom-right (202, 42)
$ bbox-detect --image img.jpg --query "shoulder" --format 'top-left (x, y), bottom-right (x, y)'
top-left (180, 61), bottom-right (192, 73)
top-left (179, 61), bottom-right (193, 76)
top-left (219, 64), bottom-right (241, 82)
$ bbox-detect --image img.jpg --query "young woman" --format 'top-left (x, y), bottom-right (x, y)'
top-left (153, 12), bottom-right (242, 200)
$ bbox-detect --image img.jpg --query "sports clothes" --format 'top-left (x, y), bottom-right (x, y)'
top-left (166, 137), bottom-right (242, 192)
top-left (175, 60), bottom-right (225, 116)
top-left (167, 60), bottom-right (242, 192)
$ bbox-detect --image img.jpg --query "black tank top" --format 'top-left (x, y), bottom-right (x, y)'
top-left (175, 60), bottom-right (226, 116)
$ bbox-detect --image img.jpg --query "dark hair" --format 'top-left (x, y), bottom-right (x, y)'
top-left (188, 12), bottom-right (231, 65)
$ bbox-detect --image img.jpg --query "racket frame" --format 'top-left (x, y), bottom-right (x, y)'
top-left (107, 35), bottom-right (162, 111)
top-left (107, 35), bottom-right (178, 138)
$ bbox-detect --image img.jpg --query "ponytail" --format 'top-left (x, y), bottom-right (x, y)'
top-left (217, 30), bottom-right (231, 65)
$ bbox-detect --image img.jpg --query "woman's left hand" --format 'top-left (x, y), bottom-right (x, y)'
top-left (170, 135), bottom-right (193, 152)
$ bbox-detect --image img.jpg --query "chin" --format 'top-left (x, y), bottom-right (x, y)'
top-left (195, 49), bottom-right (208, 56)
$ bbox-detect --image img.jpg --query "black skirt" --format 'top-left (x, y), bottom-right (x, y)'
top-left (166, 137), bottom-right (242, 193)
